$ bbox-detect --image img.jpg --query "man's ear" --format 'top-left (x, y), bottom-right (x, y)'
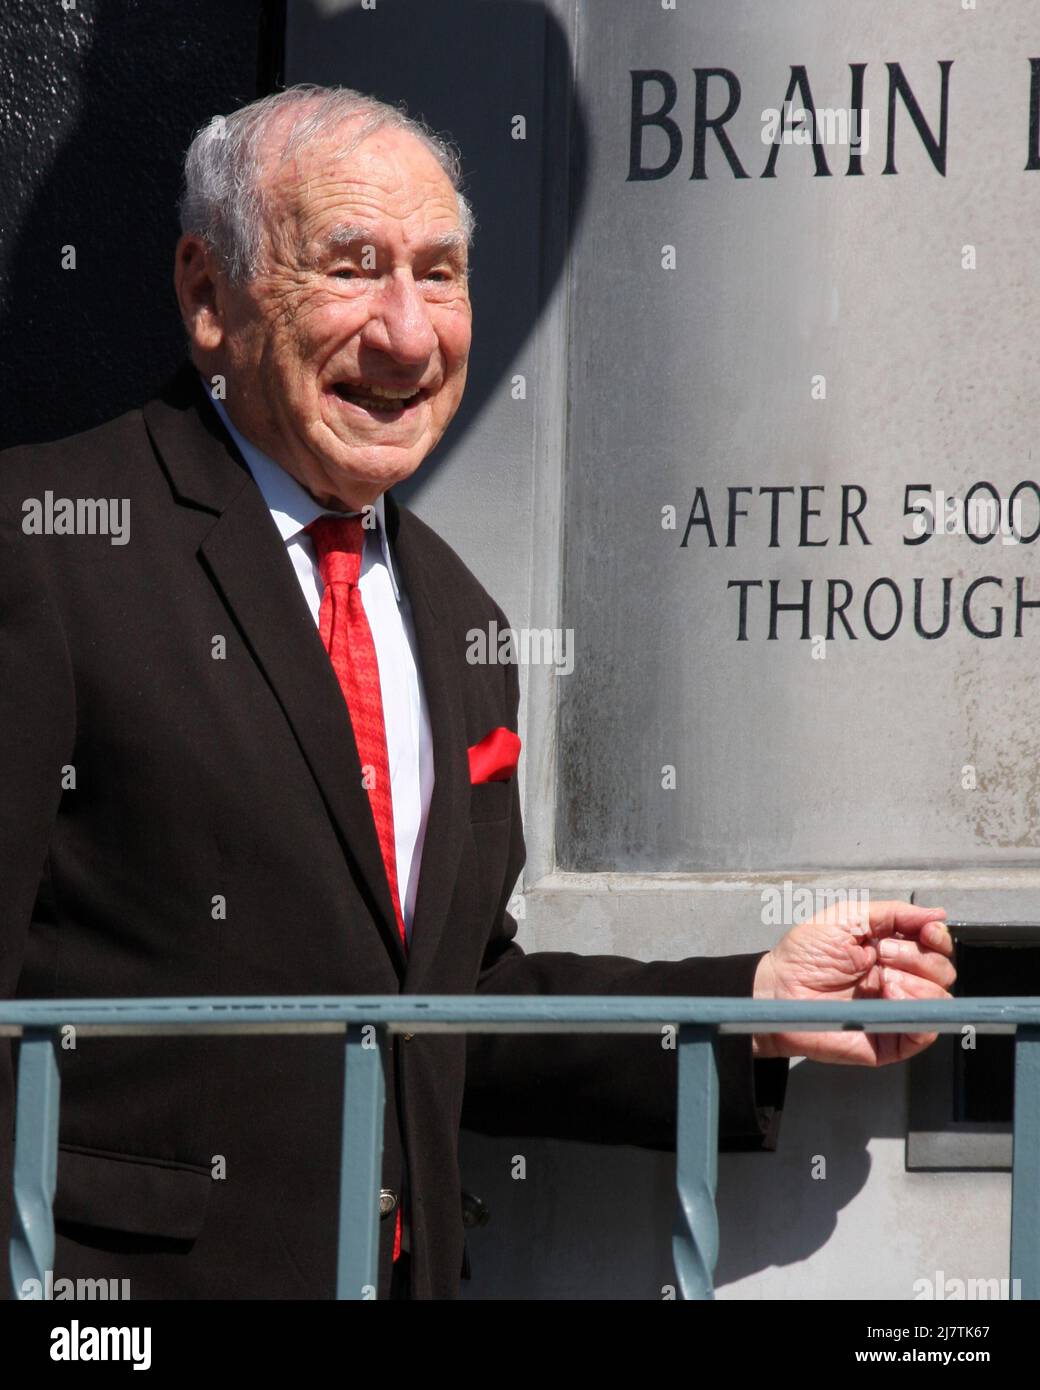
top-left (174, 234), bottom-right (225, 353)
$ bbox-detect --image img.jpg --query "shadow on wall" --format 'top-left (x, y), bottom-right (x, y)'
top-left (459, 1062), bottom-right (901, 1298)
top-left (283, 0), bottom-right (588, 506)
top-left (2, 0), bottom-right (588, 478)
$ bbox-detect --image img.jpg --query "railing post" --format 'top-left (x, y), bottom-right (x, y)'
top-left (672, 1024), bottom-right (719, 1300)
top-left (1011, 1024), bottom-right (1040, 1301)
top-left (10, 1030), bottom-right (60, 1300)
top-left (336, 1022), bottom-right (387, 1300)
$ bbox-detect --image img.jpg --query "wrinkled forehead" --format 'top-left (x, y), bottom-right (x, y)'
top-left (256, 117), bottom-right (463, 253)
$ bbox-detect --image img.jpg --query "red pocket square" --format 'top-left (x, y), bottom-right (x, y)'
top-left (468, 726), bottom-right (521, 784)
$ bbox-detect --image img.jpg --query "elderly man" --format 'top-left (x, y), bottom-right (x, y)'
top-left (0, 83), bottom-right (955, 1301)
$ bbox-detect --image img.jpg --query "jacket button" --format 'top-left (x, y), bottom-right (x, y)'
top-left (379, 1188), bottom-right (398, 1218)
top-left (461, 1190), bottom-right (490, 1228)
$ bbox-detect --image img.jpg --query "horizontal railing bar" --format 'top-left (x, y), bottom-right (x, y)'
top-left (0, 1024), bottom-right (1015, 1039)
top-left (0, 996), bottom-right (1035, 1036)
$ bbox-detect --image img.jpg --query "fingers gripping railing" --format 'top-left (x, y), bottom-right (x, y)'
top-left (4, 997), bottom-right (1040, 1300)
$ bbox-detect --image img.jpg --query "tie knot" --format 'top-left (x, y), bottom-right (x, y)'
top-left (306, 513), bottom-right (367, 588)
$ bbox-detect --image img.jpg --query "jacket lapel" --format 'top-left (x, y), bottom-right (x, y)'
top-left (383, 497), bottom-right (471, 991)
top-left (142, 361), bottom-right (408, 975)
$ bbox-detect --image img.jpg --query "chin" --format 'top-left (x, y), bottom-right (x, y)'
top-left (325, 455), bottom-right (419, 498)
top-left (337, 439), bottom-right (426, 472)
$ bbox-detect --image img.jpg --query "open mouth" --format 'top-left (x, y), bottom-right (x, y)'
top-left (328, 381), bottom-right (428, 415)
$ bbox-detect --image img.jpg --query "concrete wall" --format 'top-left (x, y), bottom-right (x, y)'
top-left (287, 0), bottom-right (1039, 1298)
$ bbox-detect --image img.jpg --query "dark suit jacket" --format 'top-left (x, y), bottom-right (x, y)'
top-left (0, 361), bottom-right (786, 1299)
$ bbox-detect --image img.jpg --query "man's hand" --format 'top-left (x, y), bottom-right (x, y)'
top-left (752, 900), bottom-right (955, 1066)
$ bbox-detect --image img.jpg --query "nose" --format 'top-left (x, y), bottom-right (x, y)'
top-left (363, 269), bottom-right (440, 365)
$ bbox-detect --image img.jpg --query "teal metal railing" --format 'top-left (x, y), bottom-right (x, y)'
top-left (5, 996), bottom-right (1040, 1300)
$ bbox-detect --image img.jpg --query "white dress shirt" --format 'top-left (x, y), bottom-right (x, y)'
top-left (207, 386), bottom-right (434, 945)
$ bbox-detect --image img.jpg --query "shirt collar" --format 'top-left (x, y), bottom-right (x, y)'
top-left (203, 376), bottom-right (401, 602)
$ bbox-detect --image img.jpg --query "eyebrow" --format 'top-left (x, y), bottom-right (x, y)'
top-left (316, 221), bottom-right (468, 263)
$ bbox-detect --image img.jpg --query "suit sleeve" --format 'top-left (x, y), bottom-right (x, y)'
top-left (461, 622), bottom-right (788, 1152)
top-left (0, 502), bottom-right (76, 1297)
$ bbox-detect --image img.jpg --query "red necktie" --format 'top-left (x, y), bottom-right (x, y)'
top-left (306, 513), bottom-right (407, 1264)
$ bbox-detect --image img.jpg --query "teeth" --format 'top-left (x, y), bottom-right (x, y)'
top-left (362, 394), bottom-right (412, 412)
top-left (333, 381), bottom-right (422, 412)
top-left (368, 383), bottom-right (418, 399)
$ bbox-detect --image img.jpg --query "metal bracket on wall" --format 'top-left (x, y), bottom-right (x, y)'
top-left (907, 922), bottom-right (1040, 1171)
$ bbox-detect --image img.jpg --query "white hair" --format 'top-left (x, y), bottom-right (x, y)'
top-left (177, 83), bottom-right (476, 284)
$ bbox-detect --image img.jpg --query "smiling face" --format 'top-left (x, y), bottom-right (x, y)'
top-left (175, 118), bottom-right (473, 509)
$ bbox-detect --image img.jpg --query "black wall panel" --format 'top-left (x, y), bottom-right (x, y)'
top-left (0, 0), bottom-right (279, 448)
